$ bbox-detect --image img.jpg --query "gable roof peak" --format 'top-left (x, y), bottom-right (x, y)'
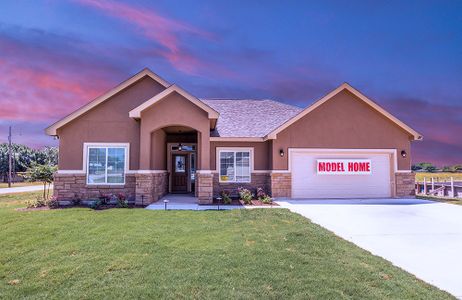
top-left (45, 67), bottom-right (171, 135)
top-left (265, 82), bottom-right (423, 141)
top-left (129, 83), bottom-right (219, 119)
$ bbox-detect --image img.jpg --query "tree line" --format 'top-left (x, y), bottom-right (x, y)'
top-left (412, 162), bottom-right (462, 173)
top-left (0, 143), bottom-right (58, 181)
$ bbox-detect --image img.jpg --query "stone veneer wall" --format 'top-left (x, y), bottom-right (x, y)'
top-left (53, 172), bottom-right (168, 205)
top-left (271, 172), bottom-right (291, 198)
top-left (196, 172), bottom-right (213, 204)
top-left (135, 172), bottom-right (168, 205)
top-left (53, 173), bottom-right (136, 201)
top-left (395, 172), bottom-right (415, 197)
top-left (212, 172), bottom-right (271, 198)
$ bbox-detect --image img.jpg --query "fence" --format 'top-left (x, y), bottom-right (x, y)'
top-left (415, 177), bottom-right (462, 198)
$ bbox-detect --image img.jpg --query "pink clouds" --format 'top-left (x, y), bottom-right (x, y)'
top-left (0, 60), bottom-right (110, 121)
top-left (76, 0), bottom-right (217, 75)
top-left (0, 34), bottom-right (113, 122)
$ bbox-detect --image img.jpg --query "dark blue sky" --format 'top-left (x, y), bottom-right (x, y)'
top-left (0, 0), bottom-right (461, 165)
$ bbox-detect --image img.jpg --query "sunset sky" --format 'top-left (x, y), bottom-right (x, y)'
top-left (0, 0), bottom-right (461, 166)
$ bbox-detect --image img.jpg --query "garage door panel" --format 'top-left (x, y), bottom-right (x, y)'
top-left (291, 151), bottom-right (392, 198)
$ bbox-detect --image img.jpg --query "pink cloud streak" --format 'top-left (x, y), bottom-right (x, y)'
top-left (0, 60), bottom-right (111, 122)
top-left (76, 0), bottom-right (217, 75)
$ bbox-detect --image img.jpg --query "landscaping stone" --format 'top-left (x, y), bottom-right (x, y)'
top-left (58, 200), bottom-right (73, 207)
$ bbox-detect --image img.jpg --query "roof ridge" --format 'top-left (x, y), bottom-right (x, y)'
top-left (201, 98), bottom-right (268, 101)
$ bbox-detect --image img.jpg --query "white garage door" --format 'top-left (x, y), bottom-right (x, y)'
top-left (291, 150), bottom-right (392, 198)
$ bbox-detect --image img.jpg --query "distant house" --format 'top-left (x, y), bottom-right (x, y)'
top-left (46, 68), bottom-right (422, 204)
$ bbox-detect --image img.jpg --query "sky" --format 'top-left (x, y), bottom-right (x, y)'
top-left (0, 0), bottom-right (461, 166)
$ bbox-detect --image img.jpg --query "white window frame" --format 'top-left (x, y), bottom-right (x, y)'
top-left (217, 147), bottom-right (253, 183)
top-left (84, 143), bottom-right (130, 185)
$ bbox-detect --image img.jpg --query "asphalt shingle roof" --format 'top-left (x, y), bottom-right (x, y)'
top-left (201, 99), bottom-right (303, 138)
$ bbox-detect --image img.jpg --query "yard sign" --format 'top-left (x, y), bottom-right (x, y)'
top-left (317, 159), bottom-right (372, 175)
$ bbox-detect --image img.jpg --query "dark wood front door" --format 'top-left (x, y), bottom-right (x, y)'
top-left (172, 154), bottom-right (188, 193)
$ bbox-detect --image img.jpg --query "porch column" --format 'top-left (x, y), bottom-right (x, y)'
top-left (197, 131), bottom-right (210, 170)
top-left (196, 131), bottom-right (213, 204)
top-left (139, 120), bottom-right (150, 170)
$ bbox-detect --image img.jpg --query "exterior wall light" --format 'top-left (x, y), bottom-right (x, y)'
top-left (401, 150), bottom-right (407, 158)
top-left (279, 149), bottom-right (285, 157)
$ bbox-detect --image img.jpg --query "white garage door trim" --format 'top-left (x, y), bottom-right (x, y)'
top-left (288, 148), bottom-right (397, 198)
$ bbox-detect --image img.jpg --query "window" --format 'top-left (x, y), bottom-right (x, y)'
top-left (175, 156), bottom-right (186, 173)
top-left (87, 146), bottom-right (127, 184)
top-left (219, 150), bottom-right (251, 182)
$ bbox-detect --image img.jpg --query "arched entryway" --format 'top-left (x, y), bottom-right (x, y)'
top-left (150, 125), bottom-right (202, 194)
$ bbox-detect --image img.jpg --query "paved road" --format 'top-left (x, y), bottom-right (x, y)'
top-left (0, 185), bottom-right (52, 194)
top-left (277, 198), bottom-right (462, 298)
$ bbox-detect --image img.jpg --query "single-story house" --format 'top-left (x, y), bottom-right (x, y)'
top-left (46, 68), bottom-right (422, 204)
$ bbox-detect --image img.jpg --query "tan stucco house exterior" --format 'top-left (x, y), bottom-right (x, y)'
top-left (46, 68), bottom-right (422, 204)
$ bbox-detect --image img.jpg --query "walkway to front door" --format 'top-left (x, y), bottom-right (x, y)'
top-left (145, 194), bottom-right (242, 211)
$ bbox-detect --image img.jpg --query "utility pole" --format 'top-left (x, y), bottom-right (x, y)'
top-left (8, 126), bottom-right (12, 188)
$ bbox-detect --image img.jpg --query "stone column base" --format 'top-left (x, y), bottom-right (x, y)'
top-left (395, 172), bottom-right (415, 197)
top-left (271, 172), bottom-right (291, 198)
top-left (197, 172), bottom-right (213, 204)
top-left (135, 172), bottom-right (168, 205)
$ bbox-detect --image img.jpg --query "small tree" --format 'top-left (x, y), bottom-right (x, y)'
top-left (413, 162), bottom-right (437, 173)
top-left (26, 164), bottom-right (57, 200)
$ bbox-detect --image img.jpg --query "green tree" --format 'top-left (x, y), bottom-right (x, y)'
top-left (25, 164), bottom-right (57, 200)
top-left (36, 146), bottom-right (59, 166)
top-left (442, 166), bottom-right (457, 173)
top-left (412, 162), bottom-right (437, 173)
top-left (0, 144), bottom-right (58, 182)
top-left (453, 164), bottom-right (462, 172)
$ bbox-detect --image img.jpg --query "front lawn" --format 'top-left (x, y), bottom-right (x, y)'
top-left (415, 172), bottom-right (462, 182)
top-left (0, 192), bottom-right (453, 299)
top-left (416, 194), bottom-right (462, 206)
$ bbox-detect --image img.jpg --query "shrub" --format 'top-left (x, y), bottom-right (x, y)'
top-left (45, 196), bottom-right (59, 208)
top-left (260, 194), bottom-right (273, 204)
top-left (117, 193), bottom-right (128, 208)
top-left (99, 193), bottom-right (111, 205)
top-left (238, 187), bottom-right (253, 205)
top-left (72, 194), bottom-right (81, 206)
top-left (256, 187), bottom-right (266, 199)
top-left (25, 197), bottom-right (45, 208)
top-left (89, 199), bottom-right (102, 210)
top-left (256, 187), bottom-right (272, 204)
top-left (220, 190), bottom-right (232, 204)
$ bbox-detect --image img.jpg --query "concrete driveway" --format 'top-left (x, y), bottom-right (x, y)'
top-left (277, 198), bottom-right (462, 298)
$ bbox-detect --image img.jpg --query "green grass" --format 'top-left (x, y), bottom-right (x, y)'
top-left (0, 192), bottom-right (453, 299)
top-left (415, 172), bottom-right (462, 182)
top-left (416, 195), bottom-right (462, 206)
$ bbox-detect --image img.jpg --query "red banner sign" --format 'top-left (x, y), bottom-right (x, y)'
top-left (317, 159), bottom-right (372, 175)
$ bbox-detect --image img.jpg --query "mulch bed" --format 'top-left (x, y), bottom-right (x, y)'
top-left (239, 199), bottom-right (279, 206)
top-left (211, 199), bottom-right (278, 207)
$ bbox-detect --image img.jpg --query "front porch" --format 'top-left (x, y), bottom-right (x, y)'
top-left (145, 193), bottom-right (242, 210)
top-left (135, 122), bottom-right (214, 205)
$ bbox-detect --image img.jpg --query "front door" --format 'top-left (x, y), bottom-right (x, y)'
top-left (172, 154), bottom-right (188, 193)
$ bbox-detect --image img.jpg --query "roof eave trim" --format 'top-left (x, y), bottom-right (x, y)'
top-left (45, 68), bottom-right (170, 136)
top-left (265, 83), bottom-right (423, 141)
top-left (210, 137), bottom-right (265, 142)
top-left (129, 84), bottom-right (219, 119)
